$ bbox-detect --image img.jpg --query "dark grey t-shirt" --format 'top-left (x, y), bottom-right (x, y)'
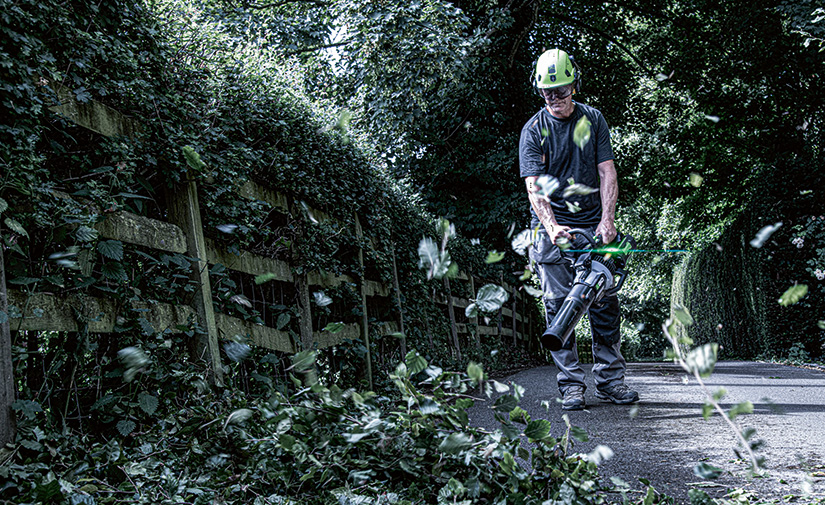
top-left (519, 102), bottom-right (614, 229)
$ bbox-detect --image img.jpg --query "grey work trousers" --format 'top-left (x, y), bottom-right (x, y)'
top-left (531, 229), bottom-right (628, 393)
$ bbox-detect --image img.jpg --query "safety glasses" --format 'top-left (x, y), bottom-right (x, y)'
top-left (540, 84), bottom-right (573, 100)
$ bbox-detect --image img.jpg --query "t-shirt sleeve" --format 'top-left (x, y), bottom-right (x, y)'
top-left (594, 112), bottom-right (614, 165)
top-left (519, 120), bottom-right (545, 178)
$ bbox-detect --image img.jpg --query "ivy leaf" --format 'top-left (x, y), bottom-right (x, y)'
top-left (685, 343), bottom-right (719, 377)
top-left (0, 196), bottom-right (7, 214)
top-left (225, 408), bottom-right (254, 427)
top-left (276, 312), bottom-right (291, 329)
top-left (524, 419), bottom-right (552, 441)
top-left (75, 225), bottom-right (99, 242)
top-left (693, 462), bottom-right (724, 479)
top-left (4, 217), bottom-right (28, 238)
top-left (101, 261), bottom-right (128, 281)
top-left (98, 240), bottom-right (123, 261)
top-left (12, 400), bottom-right (43, 420)
top-left (138, 392), bottom-right (158, 415)
top-left (117, 419), bottom-right (136, 436)
top-left (778, 284), bottom-right (807, 306)
top-left (485, 250), bottom-right (505, 264)
top-left (438, 432), bottom-right (473, 454)
top-left (573, 115), bottom-right (592, 149)
top-left (749, 222), bottom-right (782, 248)
top-left (405, 350), bottom-right (428, 376)
top-left (182, 145), bottom-right (206, 172)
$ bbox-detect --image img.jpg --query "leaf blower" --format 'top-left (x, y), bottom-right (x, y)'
top-left (541, 229), bottom-right (634, 352)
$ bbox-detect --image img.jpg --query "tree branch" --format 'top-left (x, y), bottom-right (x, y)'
top-left (282, 39), bottom-right (353, 57)
top-left (538, 10), bottom-right (655, 77)
top-left (241, 0), bottom-right (329, 9)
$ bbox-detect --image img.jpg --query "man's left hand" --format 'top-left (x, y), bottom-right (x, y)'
top-left (595, 221), bottom-right (617, 244)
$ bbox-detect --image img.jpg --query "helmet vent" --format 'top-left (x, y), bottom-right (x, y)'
top-left (548, 64), bottom-right (556, 74)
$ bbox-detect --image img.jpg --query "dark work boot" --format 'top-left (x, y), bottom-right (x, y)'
top-left (561, 385), bottom-right (586, 410)
top-left (595, 383), bottom-right (639, 404)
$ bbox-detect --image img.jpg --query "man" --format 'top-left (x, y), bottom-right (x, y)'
top-left (519, 48), bottom-right (638, 411)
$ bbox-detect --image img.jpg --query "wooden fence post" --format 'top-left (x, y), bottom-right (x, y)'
top-left (444, 277), bottom-right (462, 361)
top-left (0, 229), bottom-right (16, 445)
top-left (354, 214), bottom-right (373, 390)
top-left (469, 271), bottom-right (480, 349)
top-left (512, 284), bottom-right (518, 348)
top-left (167, 173), bottom-right (223, 386)
top-left (390, 244), bottom-right (407, 357)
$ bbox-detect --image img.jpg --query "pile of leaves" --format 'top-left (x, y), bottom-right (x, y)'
top-left (1, 350), bottom-right (611, 505)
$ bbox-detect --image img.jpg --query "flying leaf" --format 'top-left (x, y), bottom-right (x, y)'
top-left (535, 175), bottom-right (559, 200)
top-left (217, 224), bottom-right (238, 234)
top-left (750, 222), bottom-right (782, 248)
top-left (693, 462), bottom-right (724, 479)
top-left (313, 291), bottom-right (332, 307)
top-left (672, 304), bottom-right (694, 326)
top-left (563, 183), bottom-right (598, 199)
top-left (405, 349), bottom-right (428, 376)
top-left (727, 401), bottom-right (754, 420)
top-left (585, 445), bottom-right (614, 464)
top-left (485, 250), bottom-right (505, 264)
top-left (778, 284), bottom-right (807, 306)
top-left (685, 343), bottom-right (719, 377)
top-left (224, 341), bottom-right (251, 362)
top-left (230, 294), bottom-right (252, 307)
top-left (254, 272), bottom-right (278, 284)
top-left (182, 145), bottom-right (206, 172)
top-left (323, 322), bottom-right (346, 333)
top-left (573, 115), bottom-right (592, 149)
top-left (565, 201), bottom-right (581, 213)
top-left (492, 395), bottom-right (518, 412)
top-left (466, 362), bottom-right (484, 386)
top-left (511, 229), bottom-right (531, 256)
top-left (523, 285), bottom-right (545, 298)
top-left (704, 115), bottom-right (720, 123)
top-left (689, 173), bottom-right (704, 187)
top-left (466, 284), bottom-right (509, 318)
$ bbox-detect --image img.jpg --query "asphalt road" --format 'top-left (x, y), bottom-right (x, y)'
top-left (467, 361), bottom-right (825, 503)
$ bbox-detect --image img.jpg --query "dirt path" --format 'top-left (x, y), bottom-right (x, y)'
top-left (467, 361), bottom-right (825, 503)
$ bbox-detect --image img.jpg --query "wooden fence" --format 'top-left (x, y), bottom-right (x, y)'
top-left (3, 87), bottom-right (540, 388)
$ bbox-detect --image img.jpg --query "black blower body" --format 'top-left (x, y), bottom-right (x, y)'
top-left (540, 229), bottom-right (633, 352)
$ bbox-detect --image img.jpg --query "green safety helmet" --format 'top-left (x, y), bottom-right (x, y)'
top-left (535, 49), bottom-right (577, 89)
